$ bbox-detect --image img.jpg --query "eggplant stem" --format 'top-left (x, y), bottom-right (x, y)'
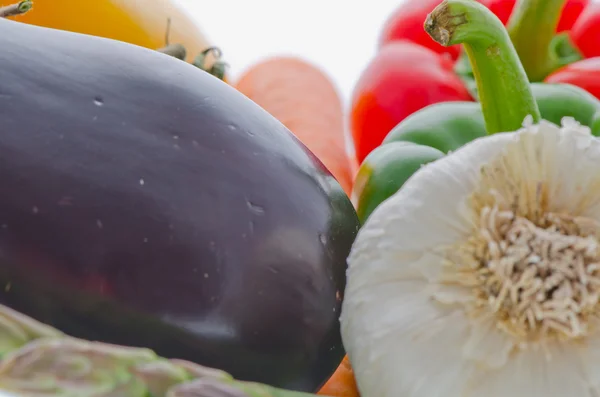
top-left (424, 0), bottom-right (541, 135)
top-left (0, 0), bottom-right (32, 18)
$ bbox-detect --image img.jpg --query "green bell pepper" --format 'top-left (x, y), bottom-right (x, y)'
top-left (354, 0), bottom-right (600, 224)
top-left (353, 142), bottom-right (445, 223)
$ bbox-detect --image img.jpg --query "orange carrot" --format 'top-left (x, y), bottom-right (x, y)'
top-left (235, 57), bottom-right (354, 197)
top-left (317, 355), bottom-right (360, 397)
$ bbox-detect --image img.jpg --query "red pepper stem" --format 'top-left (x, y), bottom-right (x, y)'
top-left (507, 0), bottom-right (581, 81)
top-left (424, 0), bottom-right (541, 135)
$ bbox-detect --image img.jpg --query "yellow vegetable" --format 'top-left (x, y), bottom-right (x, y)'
top-left (12, 0), bottom-right (219, 65)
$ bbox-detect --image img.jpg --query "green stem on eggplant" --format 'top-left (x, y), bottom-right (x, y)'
top-left (507, 0), bottom-right (582, 81)
top-left (424, 0), bottom-right (541, 134)
top-left (0, 0), bottom-right (32, 18)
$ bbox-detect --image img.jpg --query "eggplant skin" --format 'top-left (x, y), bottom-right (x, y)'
top-left (0, 19), bottom-right (359, 392)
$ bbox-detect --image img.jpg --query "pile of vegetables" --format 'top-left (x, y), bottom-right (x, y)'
top-left (6, 0), bottom-right (600, 395)
top-left (0, 1), bottom-right (358, 395)
top-left (344, 0), bottom-right (600, 396)
top-left (352, 0), bottom-right (600, 224)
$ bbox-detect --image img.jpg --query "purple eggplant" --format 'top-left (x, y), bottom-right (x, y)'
top-left (0, 18), bottom-right (359, 392)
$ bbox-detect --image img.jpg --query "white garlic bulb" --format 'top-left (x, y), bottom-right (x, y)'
top-left (340, 118), bottom-right (600, 397)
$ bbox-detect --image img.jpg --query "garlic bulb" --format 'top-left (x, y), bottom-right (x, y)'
top-left (340, 118), bottom-right (600, 397)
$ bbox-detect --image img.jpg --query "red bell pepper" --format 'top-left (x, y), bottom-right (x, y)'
top-left (545, 3), bottom-right (600, 98)
top-left (350, 41), bottom-right (473, 164)
top-left (482, 0), bottom-right (588, 30)
top-left (569, 2), bottom-right (600, 58)
top-left (352, 0), bottom-right (589, 164)
top-left (378, 0), bottom-right (587, 57)
top-left (378, 0), bottom-right (463, 61)
top-left (546, 58), bottom-right (600, 98)
top-left (454, 0), bottom-right (589, 82)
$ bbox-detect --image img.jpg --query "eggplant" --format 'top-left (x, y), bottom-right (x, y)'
top-left (0, 18), bottom-right (359, 392)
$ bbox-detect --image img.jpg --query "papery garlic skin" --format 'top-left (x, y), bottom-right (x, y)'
top-left (340, 119), bottom-right (600, 397)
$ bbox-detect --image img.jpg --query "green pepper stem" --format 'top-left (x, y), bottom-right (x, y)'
top-left (424, 0), bottom-right (541, 134)
top-left (0, 0), bottom-right (32, 18)
top-left (507, 0), bottom-right (582, 81)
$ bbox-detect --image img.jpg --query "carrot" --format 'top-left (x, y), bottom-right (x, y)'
top-left (317, 355), bottom-right (360, 397)
top-left (235, 57), bottom-right (354, 197)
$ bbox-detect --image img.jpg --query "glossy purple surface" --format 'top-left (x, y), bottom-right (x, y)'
top-left (0, 19), bottom-right (359, 392)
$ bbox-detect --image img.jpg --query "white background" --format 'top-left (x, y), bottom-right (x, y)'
top-left (174, 0), bottom-right (402, 105)
top-left (174, 0), bottom-right (600, 106)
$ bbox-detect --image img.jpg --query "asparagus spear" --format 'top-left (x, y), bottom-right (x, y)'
top-left (0, 304), bottom-right (329, 397)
